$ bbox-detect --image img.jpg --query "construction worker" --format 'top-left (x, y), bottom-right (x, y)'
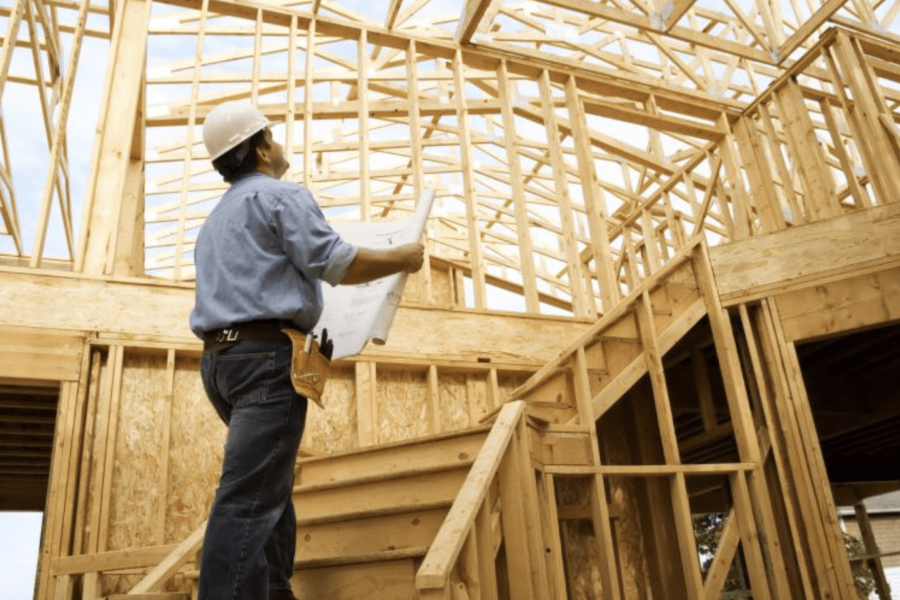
top-left (190, 103), bottom-right (424, 600)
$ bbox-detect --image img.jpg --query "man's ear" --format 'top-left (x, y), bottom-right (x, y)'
top-left (255, 142), bottom-right (272, 166)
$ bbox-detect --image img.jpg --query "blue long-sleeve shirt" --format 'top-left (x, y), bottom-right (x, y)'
top-left (190, 173), bottom-right (358, 337)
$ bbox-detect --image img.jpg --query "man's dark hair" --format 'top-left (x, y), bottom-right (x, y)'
top-left (212, 128), bottom-right (269, 183)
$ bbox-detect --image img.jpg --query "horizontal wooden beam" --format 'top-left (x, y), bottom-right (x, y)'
top-left (775, 264), bottom-right (900, 343)
top-left (710, 202), bottom-right (900, 305)
top-left (0, 268), bottom-right (589, 366)
top-left (51, 544), bottom-right (181, 576)
top-left (0, 325), bottom-right (84, 382)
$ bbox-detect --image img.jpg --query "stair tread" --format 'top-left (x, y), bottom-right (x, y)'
top-left (294, 458), bottom-right (474, 493)
top-left (296, 546), bottom-right (429, 569)
top-left (297, 424), bottom-right (491, 466)
top-left (295, 426), bottom-right (487, 489)
top-left (298, 498), bottom-right (453, 526)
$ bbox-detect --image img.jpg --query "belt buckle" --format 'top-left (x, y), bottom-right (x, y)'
top-left (216, 328), bottom-right (239, 343)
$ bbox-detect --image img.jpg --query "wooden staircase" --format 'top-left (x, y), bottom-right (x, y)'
top-left (291, 427), bottom-right (490, 599)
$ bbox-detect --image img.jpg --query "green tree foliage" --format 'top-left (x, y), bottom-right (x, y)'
top-left (843, 530), bottom-right (876, 599)
top-left (693, 513), bottom-right (876, 598)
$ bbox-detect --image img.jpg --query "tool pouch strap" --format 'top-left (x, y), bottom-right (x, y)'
top-left (281, 328), bottom-right (331, 409)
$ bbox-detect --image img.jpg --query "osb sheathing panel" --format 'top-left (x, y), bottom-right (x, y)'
top-left (428, 265), bottom-right (457, 308)
top-left (466, 373), bottom-right (491, 423)
top-left (304, 366), bottom-right (357, 454)
top-left (497, 373), bottom-right (529, 403)
top-left (438, 372), bottom-right (469, 431)
top-left (377, 367), bottom-right (430, 443)
top-left (168, 354), bottom-right (222, 543)
top-left (107, 353), bottom-right (167, 552)
top-left (96, 352), bottom-right (218, 594)
top-left (602, 402), bottom-right (652, 600)
top-left (556, 477), bottom-right (602, 599)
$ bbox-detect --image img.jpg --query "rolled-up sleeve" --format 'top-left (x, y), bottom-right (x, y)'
top-left (273, 186), bottom-right (358, 285)
top-left (321, 240), bottom-right (358, 285)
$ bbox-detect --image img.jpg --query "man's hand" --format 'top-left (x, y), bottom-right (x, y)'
top-left (340, 242), bottom-right (426, 285)
top-left (397, 242), bottom-right (425, 273)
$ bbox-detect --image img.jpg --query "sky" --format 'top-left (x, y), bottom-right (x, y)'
top-left (0, 512), bottom-right (42, 598)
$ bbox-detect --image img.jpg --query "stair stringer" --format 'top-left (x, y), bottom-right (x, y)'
top-left (507, 238), bottom-right (707, 429)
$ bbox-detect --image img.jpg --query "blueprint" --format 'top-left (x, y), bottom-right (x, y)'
top-left (313, 189), bottom-right (436, 359)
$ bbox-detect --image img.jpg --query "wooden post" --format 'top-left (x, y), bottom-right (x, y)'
top-left (716, 114), bottom-right (752, 240)
top-left (773, 78), bottom-right (840, 221)
top-left (111, 101), bottom-right (147, 277)
top-left (0, 0), bottom-right (26, 98)
top-left (406, 39), bottom-right (434, 305)
top-left (564, 75), bottom-right (619, 315)
top-left (635, 291), bottom-right (704, 597)
top-left (827, 31), bottom-right (900, 203)
top-left (453, 49), bottom-right (487, 309)
top-left (537, 473), bottom-right (567, 600)
top-left (302, 19), bottom-right (316, 188)
top-left (761, 298), bottom-right (855, 597)
top-left (155, 350), bottom-right (176, 544)
top-left (0, 0), bottom-right (26, 255)
top-left (358, 28), bottom-right (371, 221)
top-left (37, 380), bottom-right (81, 600)
top-left (538, 70), bottom-right (589, 318)
top-left (496, 61), bottom-right (539, 313)
top-left (83, 345), bottom-right (124, 598)
top-left (731, 114), bottom-right (786, 233)
top-left (573, 347), bottom-right (622, 600)
top-left (496, 425), bottom-right (535, 599)
top-left (853, 500), bottom-right (893, 600)
top-left (757, 104), bottom-right (804, 222)
top-left (285, 15), bottom-right (297, 174)
top-left (356, 361), bottom-right (377, 446)
top-left (736, 304), bottom-right (804, 599)
top-left (513, 415), bottom-right (550, 595)
top-left (474, 501), bottom-right (499, 600)
top-left (77, 0), bottom-right (153, 276)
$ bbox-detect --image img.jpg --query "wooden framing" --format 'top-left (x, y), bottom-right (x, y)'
top-left (1, 1), bottom-right (899, 599)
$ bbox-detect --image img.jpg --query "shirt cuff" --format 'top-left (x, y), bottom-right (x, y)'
top-left (322, 240), bottom-right (358, 286)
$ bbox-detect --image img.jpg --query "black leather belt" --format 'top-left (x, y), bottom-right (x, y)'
top-left (202, 319), bottom-right (295, 353)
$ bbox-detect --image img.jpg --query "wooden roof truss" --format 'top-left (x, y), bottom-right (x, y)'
top-left (0, 0), bottom-right (898, 317)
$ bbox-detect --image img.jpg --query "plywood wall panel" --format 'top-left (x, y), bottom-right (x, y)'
top-left (376, 367), bottom-right (430, 444)
top-left (107, 353), bottom-right (167, 553)
top-left (497, 372), bottom-right (530, 404)
top-left (466, 373), bottom-right (491, 424)
top-left (167, 354), bottom-right (222, 543)
top-left (438, 371), bottom-right (469, 432)
top-left (555, 477), bottom-right (603, 599)
top-left (602, 405), bottom-right (652, 600)
top-left (428, 265), bottom-right (458, 308)
top-left (304, 367), bottom-right (357, 454)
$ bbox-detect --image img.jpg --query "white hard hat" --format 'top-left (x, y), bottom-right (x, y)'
top-left (202, 103), bottom-right (271, 161)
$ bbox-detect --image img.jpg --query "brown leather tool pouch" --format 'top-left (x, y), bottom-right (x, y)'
top-left (281, 329), bottom-right (331, 409)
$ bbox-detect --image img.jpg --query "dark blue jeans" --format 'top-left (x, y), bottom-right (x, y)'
top-left (198, 340), bottom-right (307, 600)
